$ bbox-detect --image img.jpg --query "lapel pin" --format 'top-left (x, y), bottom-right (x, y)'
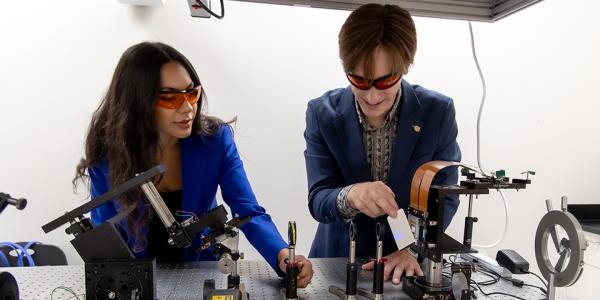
top-left (413, 125), bottom-right (421, 133)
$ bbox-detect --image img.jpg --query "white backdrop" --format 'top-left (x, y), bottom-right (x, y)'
top-left (0, 0), bottom-right (599, 298)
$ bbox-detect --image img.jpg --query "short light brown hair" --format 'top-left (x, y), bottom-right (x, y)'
top-left (339, 4), bottom-right (417, 81)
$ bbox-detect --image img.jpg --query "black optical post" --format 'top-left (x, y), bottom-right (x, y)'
top-left (284, 221), bottom-right (299, 300)
top-left (328, 220), bottom-right (358, 300)
top-left (356, 222), bottom-right (386, 300)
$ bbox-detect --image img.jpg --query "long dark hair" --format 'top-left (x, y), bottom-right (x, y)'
top-left (74, 42), bottom-right (227, 251)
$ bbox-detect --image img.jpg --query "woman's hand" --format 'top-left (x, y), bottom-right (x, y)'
top-left (278, 248), bottom-right (314, 288)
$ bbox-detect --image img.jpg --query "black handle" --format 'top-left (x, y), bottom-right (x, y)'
top-left (373, 261), bottom-right (384, 294)
top-left (285, 262), bottom-right (298, 299)
top-left (346, 262), bottom-right (357, 295)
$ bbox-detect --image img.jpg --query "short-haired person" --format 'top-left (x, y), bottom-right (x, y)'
top-left (74, 42), bottom-right (313, 286)
top-left (304, 4), bottom-right (461, 284)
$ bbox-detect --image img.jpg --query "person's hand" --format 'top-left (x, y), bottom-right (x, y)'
top-left (361, 249), bottom-right (423, 284)
top-left (278, 248), bottom-right (314, 288)
top-left (347, 181), bottom-right (399, 218)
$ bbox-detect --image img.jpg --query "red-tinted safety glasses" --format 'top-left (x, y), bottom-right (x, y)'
top-left (346, 73), bottom-right (401, 90)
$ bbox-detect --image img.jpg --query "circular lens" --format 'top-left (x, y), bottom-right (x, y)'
top-left (347, 74), bottom-right (371, 90)
top-left (374, 75), bottom-right (401, 90)
top-left (188, 88), bottom-right (201, 105)
top-left (157, 94), bottom-right (184, 109)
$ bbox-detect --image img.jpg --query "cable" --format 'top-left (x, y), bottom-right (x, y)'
top-left (176, 210), bottom-right (197, 218)
top-left (468, 21), bottom-right (487, 176)
top-left (446, 257), bottom-right (545, 298)
top-left (468, 21), bottom-right (510, 250)
top-left (50, 286), bottom-right (80, 300)
top-left (475, 269), bottom-right (500, 286)
top-left (479, 264), bottom-right (547, 295)
top-left (585, 262), bottom-right (600, 271)
top-left (448, 254), bottom-right (457, 263)
top-left (194, 0), bottom-right (225, 19)
top-left (471, 190), bottom-right (509, 249)
top-left (523, 283), bottom-right (547, 294)
top-left (0, 251), bottom-right (9, 267)
top-left (523, 271), bottom-right (548, 289)
top-left (470, 281), bottom-right (531, 300)
top-left (0, 242), bottom-right (36, 267)
top-left (175, 212), bottom-right (194, 220)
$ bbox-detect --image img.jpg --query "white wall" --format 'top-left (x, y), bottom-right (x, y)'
top-left (0, 0), bottom-right (598, 298)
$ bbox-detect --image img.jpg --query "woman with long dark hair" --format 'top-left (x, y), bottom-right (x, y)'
top-left (74, 42), bottom-right (313, 285)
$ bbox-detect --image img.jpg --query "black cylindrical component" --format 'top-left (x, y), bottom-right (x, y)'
top-left (0, 193), bottom-right (27, 210)
top-left (285, 263), bottom-right (298, 299)
top-left (227, 274), bottom-right (240, 289)
top-left (7, 198), bottom-right (26, 210)
top-left (463, 216), bottom-right (475, 248)
top-left (373, 261), bottom-right (384, 294)
top-left (0, 272), bottom-right (19, 300)
top-left (346, 262), bottom-right (358, 295)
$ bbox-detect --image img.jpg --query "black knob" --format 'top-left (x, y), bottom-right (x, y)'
top-left (8, 198), bottom-right (27, 210)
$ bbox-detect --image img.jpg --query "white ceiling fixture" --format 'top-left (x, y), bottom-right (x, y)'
top-left (229, 0), bottom-right (545, 22)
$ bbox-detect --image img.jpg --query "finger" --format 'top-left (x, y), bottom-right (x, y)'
top-left (298, 271), bottom-right (312, 285)
top-left (393, 263), bottom-right (406, 283)
top-left (295, 260), bottom-right (311, 288)
top-left (405, 265), bottom-right (414, 277)
top-left (381, 190), bottom-right (399, 211)
top-left (298, 269), bottom-right (311, 281)
top-left (365, 201), bottom-right (386, 218)
top-left (375, 197), bottom-right (398, 217)
top-left (299, 266), bottom-right (314, 288)
top-left (416, 263), bottom-right (424, 276)
top-left (357, 199), bottom-right (380, 217)
top-left (297, 276), bottom-right (310, 288)
top-left (362, 260), bottom-right (374, 270)
top-left (297, 270), bottom-right (310, 288)
top-left (375, 181), bottom-right (396, 199)
top-left (296, 257), bottom-right (308, 269)
top-left (384, 262), bottom-right (394, 281)
top-left (392, 266), bottom-right (403, 285)
top-left (297, 262), bottom-right (310, 279)
top-left (383, 184), bottom-right (396, 198)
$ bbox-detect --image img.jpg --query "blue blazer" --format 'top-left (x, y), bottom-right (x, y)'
top-left (304, 80), bottom-right (461, 258)
top-left (89, 125), bottom-right (287, 274)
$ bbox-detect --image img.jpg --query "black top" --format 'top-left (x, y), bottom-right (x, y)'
top-left (147, 190), bottom-right (187, 262)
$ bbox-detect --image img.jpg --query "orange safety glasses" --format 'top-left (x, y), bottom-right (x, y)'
top-left (156, 86), bottom-right (201, 109)
top-left (346, 73), bottom-right (401, 90)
